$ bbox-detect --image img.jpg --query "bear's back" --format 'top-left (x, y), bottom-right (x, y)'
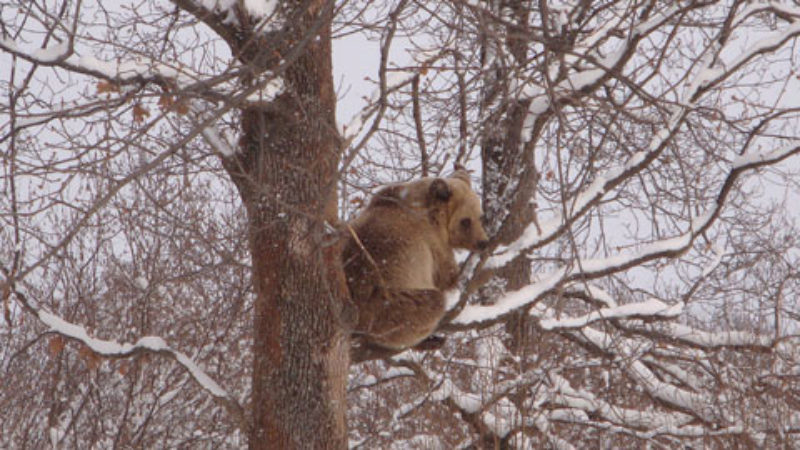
top-left (343, 202), bottom-right (438, 292)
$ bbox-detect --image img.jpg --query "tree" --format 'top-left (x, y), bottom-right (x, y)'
top-left (2, 1), bottom-right (800, 448)
top-left (2, 0), bottom-right (347, 447)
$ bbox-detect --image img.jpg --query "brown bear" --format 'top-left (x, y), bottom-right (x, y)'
top-left (342, 170), bottom-right (489, 356)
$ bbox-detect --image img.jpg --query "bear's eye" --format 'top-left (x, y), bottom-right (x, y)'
top-left (460, 218), bottom-right (472, 229)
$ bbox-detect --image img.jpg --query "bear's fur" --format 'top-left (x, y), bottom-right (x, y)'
top-left (342, 170), bottom-right (489, 353)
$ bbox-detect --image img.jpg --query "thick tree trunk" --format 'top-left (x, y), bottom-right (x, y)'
top-left (477, 4), bottom-right (546, 446)
top-left (480, 0), bottom-right (538, 302)
top-left (222, 2), bottom-right (349, 448)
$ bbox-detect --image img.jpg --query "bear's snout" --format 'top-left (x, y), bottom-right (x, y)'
top-left (475, 239), bottom-right (489, 251)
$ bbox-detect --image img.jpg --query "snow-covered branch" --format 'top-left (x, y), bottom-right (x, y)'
top-left (0, 37), bottom-right (286, 107)
top-left (545, 371), bottom-right (695, 432)
top-left (628, 322), bottom-right (783, 351)
top-left (0, 37), bottom-right (213, 92)
top-left (701, 17), bottom-right (800, 92)
top-left (452, 210), bottom-right (704, 326)
top-left (486, 11), bottom-right (800, 274)
top-left (6, 282), bottom-right (248, 432)
top-left (453, 138), bottom-right (800, 327)
top-left (574, 327), bottom-right (725, 423)
top-left (539, 298), bottom-right (683, 330)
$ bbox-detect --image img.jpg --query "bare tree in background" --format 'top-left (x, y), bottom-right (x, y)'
top-left (345, 1), bottom-right (800, 448)
top-left (3, 1), bottom-right (800, 449)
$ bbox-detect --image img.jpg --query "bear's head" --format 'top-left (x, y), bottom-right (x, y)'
top-left (426, 170), bottom-right (489, 252)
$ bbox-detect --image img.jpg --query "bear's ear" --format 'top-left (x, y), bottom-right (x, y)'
top-left (428, 179), bottom-right (451, 203)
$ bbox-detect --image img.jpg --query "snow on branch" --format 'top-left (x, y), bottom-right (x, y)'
top-left (559, 286), bottom-right (786, 352)
top-left (391, 357), bottom-right (532, 443)
top-left (190, 0), bottom-right (280, 24)
top-left (705, 19), bottom-right (800, 90)
top-left (517, 42), bottom-right (628, 141)
top-left (0, 37), bottom-right (204, 90)
top-left (561, 319), bottom-right (792, 438)
top-left (7, 283), bottom-right (248, 432)
top-left (471, 144), bottom-right (800, 330)
top-left (539, 299), bottom-right (683, 330)
top-left (547, 410), bottom-right (750, 441)
top-left (486, 109), bottom-right (687, 270)
top-left (453, 211), bottom-right (710, 326)
top-left (546, 371), bottom-right (695, 432)
top-left (190, 101), bottom-right (241, 157)
top-left (453, 132), bottom-right (800, 326)
top-left (487, 12), bottom-right (800, 274)
top-left (0, 39), bottom-right (71, 63)
top-left (1, 96), bottom-right (132, 144)
top-left (513, 3), bottom-right (691, 149)
top-left (0, 34), bottom-right (285, 107)
top-left (553, 285), bottom-right (783, 351)
top-left (451, 269), bottom-right (565, 325)
top-left (632, 322), bottom-right (778, 350)
top-left (632, 5), bottom-right (680, 37)
top-left (200, 123), bottom-right (238, 157)
top-left (576, 327), bottom-right (719, 422)
top-left (732, 143), bottom-right (800, 169)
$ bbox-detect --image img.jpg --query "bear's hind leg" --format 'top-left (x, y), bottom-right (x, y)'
top-left (356, 288), bottom-right (445, 353)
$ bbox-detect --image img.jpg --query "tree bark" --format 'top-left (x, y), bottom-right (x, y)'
top-left (221, 1), bottom-right (349, 448)
top-left (479, 0), bottom-right (538, 303)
